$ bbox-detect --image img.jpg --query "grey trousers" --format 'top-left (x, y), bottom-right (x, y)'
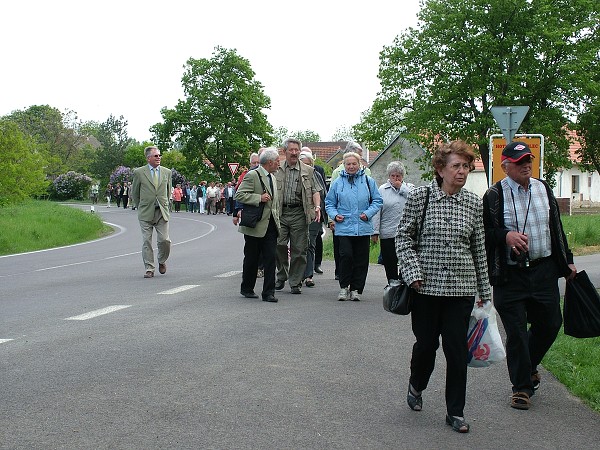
top-left (139, 208), bottom-right (171, 272)
top-left (276, 207), bottom-right (308, 288)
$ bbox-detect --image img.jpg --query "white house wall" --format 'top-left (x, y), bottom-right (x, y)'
top-left (552, 167), bottom-right (600, 203)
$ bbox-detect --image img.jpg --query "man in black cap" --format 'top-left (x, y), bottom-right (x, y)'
top-left (482, 141), bottom-right (576, 410)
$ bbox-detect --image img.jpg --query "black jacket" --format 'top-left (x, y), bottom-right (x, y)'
top-left (482, 178), bottom-right (573, 286)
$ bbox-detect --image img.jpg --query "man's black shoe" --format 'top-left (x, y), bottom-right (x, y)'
top-left (314, 265), bottom-right (323, 274)
top-left (262, 295), bottom-right (278, 303)
top-left (291, 285), bottom-right (302, 294)
top-left (241, 291), bottom-right (259, 298)
top-left (275, 280), bottom-right (285, 290)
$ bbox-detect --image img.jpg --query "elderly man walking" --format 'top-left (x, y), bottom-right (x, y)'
top-left (131, 146), bottom-right (172, 278)
top-left (274, 138), bottom-right (322, 294)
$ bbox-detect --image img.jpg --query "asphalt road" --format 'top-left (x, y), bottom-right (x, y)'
top-left (1, 205), bottom-right (598, 449)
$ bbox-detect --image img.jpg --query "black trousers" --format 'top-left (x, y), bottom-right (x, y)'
top-left (380, 237), bottom-right (399, 281)
top-left (337, 235), bottom-right (370, 293)
top-left (493, 258), bottom-right (562, 396)
top-left (332, 230), bottom-right (340, 276)
top-left (241, 217), bottom-right (278, 299)
top-left (409, 292), bottom-right (473, 417)
top-left (315, 231), bottom-right (323, 266)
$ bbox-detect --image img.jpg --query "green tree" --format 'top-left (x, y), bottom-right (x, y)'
top-left (4, 105), bottom-right (89, 177)
top-left (576, 102), bottom-right (600, 175)
top-left (332, 126), bottom-right (356, 142)
top-left (123, 141), bottom-right (154, 169)
top-left (0, 121), bottom-right (48, 205)
top-left (272, 126), bottom-right (289, 147)
top-left (151, 46), bottom-right (273, 181)
top-left (295, 130), bottom-right (321, 143)
top-left (87, 115), bottom-right (134, 180)
top-left (355, 0), bottom-right (599, 183)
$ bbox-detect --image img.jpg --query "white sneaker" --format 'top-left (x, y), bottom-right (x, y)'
top-left (349, 290), bottom-right (361, 301)
top-left (338, 287), bottom-right (349, 301)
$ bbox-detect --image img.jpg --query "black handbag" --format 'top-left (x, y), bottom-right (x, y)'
top-left (383, 187), bottom-right (430, 315)
top-left (239, 174), bottom-right (267, 228)
top-left (563, 270), bottom-right (600, 338)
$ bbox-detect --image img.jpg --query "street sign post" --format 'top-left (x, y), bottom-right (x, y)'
top-left (488, 134), bottom-right (544, 186)
top-left (228, 163), bottom-right (239, 178)
top-left (491, 106), bottom-right (530, 143)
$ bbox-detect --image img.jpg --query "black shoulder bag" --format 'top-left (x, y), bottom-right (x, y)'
top-left (240, 174), bottom-right (268, 228)
top-left (383, 187), bottom-right (430, 315)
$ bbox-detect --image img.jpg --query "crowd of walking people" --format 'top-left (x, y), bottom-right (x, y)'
top-left (120, 138), bottom-right (577, 435)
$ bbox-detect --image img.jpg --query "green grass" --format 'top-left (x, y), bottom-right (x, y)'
top-left (0, 200), bottom-right (112, 255)
top-left (561, 215), bottom-right (600, 254)
top-left (543, 319), bottom-right (600, 413)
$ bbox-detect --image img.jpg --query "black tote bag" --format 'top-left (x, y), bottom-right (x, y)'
top-left (563, 270), bottom-right (600, 338)
top-left (239, 173), bottom-right (268, 228)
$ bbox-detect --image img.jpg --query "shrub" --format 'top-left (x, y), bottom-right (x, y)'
top-left (50, 171), bottom-right (92, 200)
top-left (171, 168), bottom-right (187, 186)
top-left (110, 166), bottom-right (133, 185)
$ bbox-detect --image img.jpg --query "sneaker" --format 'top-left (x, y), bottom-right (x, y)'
top-left (531, 372), bottom-right (541, 391)
top-left (349, 290), bottom-right (361, 301)
top-left (338, 287), bottom-right (349, 301)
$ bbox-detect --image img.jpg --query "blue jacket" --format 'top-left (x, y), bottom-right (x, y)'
top-left (325, 168), bottom-right (383, 236)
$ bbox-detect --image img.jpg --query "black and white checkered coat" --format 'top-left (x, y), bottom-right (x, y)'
top-left (396, 181), bottom-right (492, 301)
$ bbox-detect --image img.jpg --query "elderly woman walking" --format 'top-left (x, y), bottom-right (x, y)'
top-left (396, 140), bottom-right (491, 433)
top-left (371, 161), bottom-right (414, 282)
top-left (325, 151), bottom-right (382, 301)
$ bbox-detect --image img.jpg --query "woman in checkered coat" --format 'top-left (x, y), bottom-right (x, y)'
top-left (396, 140), bottom-right (492, 433)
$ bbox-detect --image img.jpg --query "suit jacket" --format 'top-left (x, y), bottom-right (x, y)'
top-left (131, 165), bottom-right (172, 222)
top-left (235, 166), bottom-right (280, 238)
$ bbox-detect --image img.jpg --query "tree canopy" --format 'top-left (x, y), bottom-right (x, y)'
top-left (0, 121), bottom-right (48, 205)
top-left (355, 0), bottom-right (599, 182)
top-left (151, 46), bottom-right (273, 181)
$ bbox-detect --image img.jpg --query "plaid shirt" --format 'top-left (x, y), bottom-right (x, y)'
top-left (396, 181), bottom-right (491, 301)
top-left (502, 177), bottom-right (551, 262)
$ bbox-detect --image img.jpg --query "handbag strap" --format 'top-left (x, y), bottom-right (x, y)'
top-left (256, 172), bottom-right (268, 193)
top-left (416, 187), bottom-right (430, 245)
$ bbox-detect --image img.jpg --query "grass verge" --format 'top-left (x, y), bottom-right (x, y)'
top-left (0, 200), bottom-right (112, 256)
top-left (543, 320), bottom-right (600, 413)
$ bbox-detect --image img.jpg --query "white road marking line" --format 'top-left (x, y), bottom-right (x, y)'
top-left (0, 339), bottom-right (14, 344)
top-left (0, 222), bottom-right (217, 279)
top-left (158, 285), bottom-right (200, 295)
top-left (215, 271), bottom-right (243, 278)
top-left (64, 305), bottom-right (132, 321)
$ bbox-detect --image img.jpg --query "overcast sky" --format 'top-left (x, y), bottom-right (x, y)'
top-left (1, 0), bottom-right (421, 143)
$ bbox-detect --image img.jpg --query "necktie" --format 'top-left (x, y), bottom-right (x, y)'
top-left (153, 168), bottom-right (159, 187)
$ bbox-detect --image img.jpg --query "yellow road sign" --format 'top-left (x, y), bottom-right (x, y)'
top-left (489, 134), bottom-right (544, 186)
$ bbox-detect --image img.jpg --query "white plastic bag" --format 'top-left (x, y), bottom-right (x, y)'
top-left (467, 301), bottom-right (506, 368)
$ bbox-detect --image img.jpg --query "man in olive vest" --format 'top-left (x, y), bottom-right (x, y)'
top-left (273, 138), bottom-right (321, 294)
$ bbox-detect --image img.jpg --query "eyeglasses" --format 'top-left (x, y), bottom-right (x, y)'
top-left (151, 154), bottom-right (161, 157)
top-left (448, 163), bottom-right (471, 171)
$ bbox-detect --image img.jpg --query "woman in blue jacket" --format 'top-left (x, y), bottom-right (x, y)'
top-left (325, 152), bottom-right (383, 301)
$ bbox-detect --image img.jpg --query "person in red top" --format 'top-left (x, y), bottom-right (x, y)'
top-left (172, 183), bottom-right (183, 212)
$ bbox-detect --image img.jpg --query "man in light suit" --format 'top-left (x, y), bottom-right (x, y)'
top-left (235, 148), bottom-right (281, 302)
top-left (131, 146), bottom-right (173, 278)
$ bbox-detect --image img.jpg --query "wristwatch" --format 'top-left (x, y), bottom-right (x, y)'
top-left (315, 206), bottom-right (321, 210)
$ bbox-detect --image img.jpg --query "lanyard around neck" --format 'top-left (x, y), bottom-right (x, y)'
top-left (510, 188), bottom-right (531, 234)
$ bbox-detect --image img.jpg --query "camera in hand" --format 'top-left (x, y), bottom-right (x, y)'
top-left (510, 249), bottom-right (530, 268)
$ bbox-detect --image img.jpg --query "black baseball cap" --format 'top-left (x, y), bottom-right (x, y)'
top-left (501, 141), bottom-right (534, 163)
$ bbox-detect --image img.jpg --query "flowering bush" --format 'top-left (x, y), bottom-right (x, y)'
top-left (171, 168), bottom-right (187, 187)
top-left (110, 166), bottom-right (133, 185)
top-left (50, 171), bottom-right (93, 200)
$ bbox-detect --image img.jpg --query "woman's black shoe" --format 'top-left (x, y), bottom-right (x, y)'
top-left (446, 415), bottom-right (469, 433)
top-left (407, 384), bottom-right (422, 411)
